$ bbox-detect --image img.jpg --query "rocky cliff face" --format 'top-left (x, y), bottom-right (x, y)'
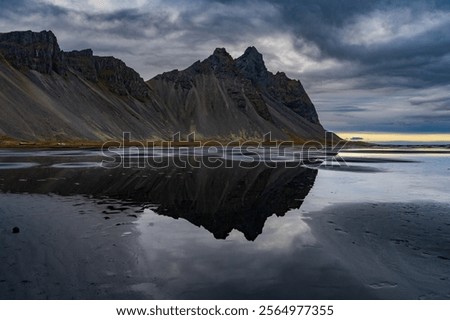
top-left (149, 46), bottom-right (327, 141)
top-left (0, 30), bottom-right (149, 101)
top-left (236, 47), bottom-right (320, 124)
top-left (0, 30), bottom-right (63, 74)
top-left (0, 30), bottom-right (335, 143)
top-left (64, 50), bottom-right (150, 101)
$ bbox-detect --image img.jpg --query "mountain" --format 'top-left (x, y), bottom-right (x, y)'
top-left (0, 30), bottom-right (172, 142)
top-left (0, 30), bottom-right (336, 144)
top-left (148, 47), bottom-right (328, 141)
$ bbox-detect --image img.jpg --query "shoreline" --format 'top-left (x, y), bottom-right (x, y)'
top-left (0, 137), bottom-right (372, 149)
top-left (0, 140), bottom-right (361, 149)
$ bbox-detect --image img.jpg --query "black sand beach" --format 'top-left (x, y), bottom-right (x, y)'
top-left (0, 147), bottom-right (449, 299)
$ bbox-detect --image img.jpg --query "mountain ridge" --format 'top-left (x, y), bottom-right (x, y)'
top-left (0, 30), bottom-right (338, 144)
top-left (148, 46), bottom-right (326, 141)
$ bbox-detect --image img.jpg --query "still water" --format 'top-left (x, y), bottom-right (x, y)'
top-left (0, 148), bottom-right (449, 299)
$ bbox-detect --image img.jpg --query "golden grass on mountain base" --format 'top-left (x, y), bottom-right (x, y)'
top-left (0, 139), bottom-right (348, 149)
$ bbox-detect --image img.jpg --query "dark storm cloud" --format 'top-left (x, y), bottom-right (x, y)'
top-left (271, 0), bottom-right (450, 86)
top-left (0, 0), bottom-right (449, 133)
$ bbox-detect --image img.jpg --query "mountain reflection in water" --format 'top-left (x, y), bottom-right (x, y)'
top-left (0, 153), bottom-right (317, 241)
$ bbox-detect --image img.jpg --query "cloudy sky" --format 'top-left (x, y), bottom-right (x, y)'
top-left (1, 0), bottom-right (449, 135)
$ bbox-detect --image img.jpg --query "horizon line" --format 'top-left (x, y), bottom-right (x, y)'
top-left (337, 132), bottom-right (450, 142)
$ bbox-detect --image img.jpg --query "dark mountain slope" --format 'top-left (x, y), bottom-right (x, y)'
top-left (0, 30), bottom-right (336, 143)
top-left (0, 30), bottom-right (173, 141)
top-left (148, 46), bottom-right (330, 141)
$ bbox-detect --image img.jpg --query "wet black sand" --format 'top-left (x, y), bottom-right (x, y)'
top-left (306, 202), bottom-right (450, 299)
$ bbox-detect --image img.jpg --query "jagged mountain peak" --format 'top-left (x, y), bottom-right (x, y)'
top-left (235, 46), bottom-right (268, 84)
top-left (244, 46), bottom-right (259, 53)
top-left (174, 47), bottom-right (237, 77)
top-left (212, 47), bottom-right (230, 57)
top-left (241, 46), bottom-right (264, 61)
top-left (205, 47), bottom-right (234, 70)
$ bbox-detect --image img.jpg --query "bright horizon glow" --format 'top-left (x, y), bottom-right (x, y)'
top-left (337, 132), bottom-right (450, 143)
